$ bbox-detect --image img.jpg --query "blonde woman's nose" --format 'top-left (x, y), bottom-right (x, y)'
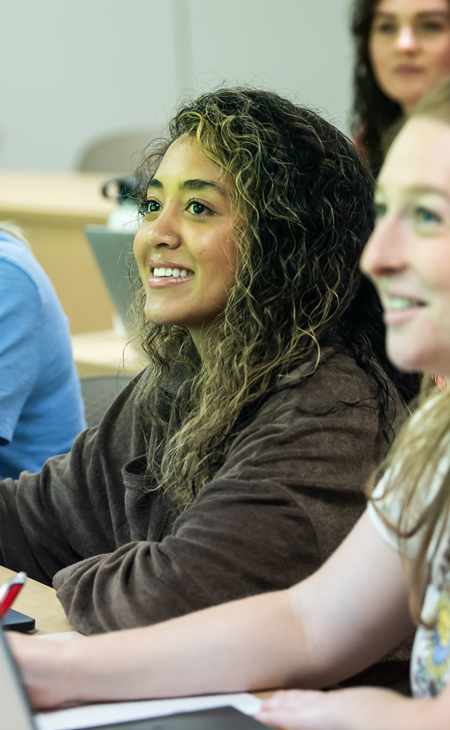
top-left (360, 220), bottom-right (406, 279)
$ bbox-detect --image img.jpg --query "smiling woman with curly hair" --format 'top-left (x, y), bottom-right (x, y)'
top-left (0, 87), bottom-right (418, 696)
top-left (133, 88), bottom-right (418, 515)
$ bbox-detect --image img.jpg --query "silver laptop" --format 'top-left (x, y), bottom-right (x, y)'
top-left (84, 225), bottom-right (139, 337)
top-left (0, 619), bottom-right (36, 729)
top-left (0, 621), bottom-right (265, 730)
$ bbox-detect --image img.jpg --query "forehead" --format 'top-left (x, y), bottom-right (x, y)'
top-left (155, 135), bottom-right (222, 181)
top-left (374, 0), bottom-right (449, 14)
top-left (379, 118), bottom-right (450, 194)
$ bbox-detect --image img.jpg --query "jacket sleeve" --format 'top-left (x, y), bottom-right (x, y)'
top-left (0, 376), bottom-right (144, 584)
top-left (53, 385), bottom-right (378, 634)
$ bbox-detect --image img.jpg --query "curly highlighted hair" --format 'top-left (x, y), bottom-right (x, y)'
top-left (133, 87), bottom-right (419, 514)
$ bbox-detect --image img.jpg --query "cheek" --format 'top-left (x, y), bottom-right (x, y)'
top-left (198, 232), bottom-right (237, 276)
top-left (430, 40), bottom-right (450, 76)
top-left (133, 229), bottom-right (149, 269)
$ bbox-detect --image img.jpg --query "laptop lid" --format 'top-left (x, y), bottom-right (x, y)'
top-left (0, 619), bottom-right (36, 730)
top-left (84, 225), bottom-right (138, 337)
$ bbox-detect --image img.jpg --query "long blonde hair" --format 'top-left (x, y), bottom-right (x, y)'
top-left (367, 78), bottom-right (450, 625)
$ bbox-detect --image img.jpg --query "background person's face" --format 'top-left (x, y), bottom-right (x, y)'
top-left (133, 135), bottom-right (238, 349)
top-left (369, 0), bottom-right (450, 114)
top-left (361, 117), bottom-right (450, 378)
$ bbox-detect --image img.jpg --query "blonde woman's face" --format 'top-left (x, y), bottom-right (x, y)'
top-left (369, 0), bottom-right (450, 114)
top-left (361, 118), bottom-right (450, 378)
top-left (133, 135), bottom-right (238, 350)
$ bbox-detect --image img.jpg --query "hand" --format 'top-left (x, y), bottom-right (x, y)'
top-left (7, 632), bottom-right (73, 709)
top-left (255, 687), bottom-right (427, 730)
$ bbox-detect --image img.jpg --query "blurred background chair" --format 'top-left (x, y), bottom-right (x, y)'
top-left (80, 374), bottom-right (133, 428)
top-left (76, 128), bottom-right (165, 174)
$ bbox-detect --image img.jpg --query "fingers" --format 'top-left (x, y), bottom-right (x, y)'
top-left (255, 690), bottom-right (326, 730)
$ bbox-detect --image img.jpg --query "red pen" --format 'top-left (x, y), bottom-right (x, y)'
top-left (0, 571), bottom-right (27, 619)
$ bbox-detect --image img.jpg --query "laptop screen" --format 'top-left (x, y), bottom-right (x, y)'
top-left (0, 620), bottom-right (36, 730)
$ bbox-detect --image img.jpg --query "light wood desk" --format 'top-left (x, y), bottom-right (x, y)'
top-left (0, 171), bottom-right (117, 334)
top-left (72, 329), bottom-right (149, 377)
top-left (0, 566), bottom-right (73, 635)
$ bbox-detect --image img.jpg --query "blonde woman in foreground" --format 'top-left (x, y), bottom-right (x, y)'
top-left (10, 79), bottom-right (450, 728)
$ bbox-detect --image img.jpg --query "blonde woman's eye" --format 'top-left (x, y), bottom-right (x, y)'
top-left (375, 202), bottom-right (387, 220)
top-left (415, 207), bottom-right (441, 224)
top-left (146, 199), bottom-right (161, 213)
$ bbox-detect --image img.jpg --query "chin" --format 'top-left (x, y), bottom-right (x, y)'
top-left (391, 88), bottom-right (423, 110)
top-left (386, 341), bottom-right (423, 374)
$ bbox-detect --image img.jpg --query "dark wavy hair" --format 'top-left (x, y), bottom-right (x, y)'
top-left (133, 87), bottom-right (420, 514)
top-left (351, 0), bottom-right (404, 176)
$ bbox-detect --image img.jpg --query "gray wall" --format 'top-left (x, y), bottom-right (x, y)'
top-left (0, 0), bottom-right (354, 172)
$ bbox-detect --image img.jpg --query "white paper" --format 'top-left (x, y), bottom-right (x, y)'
top-left (35, 692), bottom-right (262, 730)
top-left (36, 632), bottom-right (85, 642)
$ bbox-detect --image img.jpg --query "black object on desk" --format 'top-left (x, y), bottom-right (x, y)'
top-left (84, 706), bottom-right (266, 729)
top-left (2, 608), bottom-right (35, 633)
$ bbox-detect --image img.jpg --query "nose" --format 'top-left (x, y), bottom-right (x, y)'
top-left (395, 25), bottom-right (420, 53)
top-left (144, 204), bottom-right (181, 249)
top-left (360, 216), bottom-right (407, 281)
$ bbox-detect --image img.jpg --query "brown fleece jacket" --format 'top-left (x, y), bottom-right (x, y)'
top-left (0, 342), bottom-right (411, 692)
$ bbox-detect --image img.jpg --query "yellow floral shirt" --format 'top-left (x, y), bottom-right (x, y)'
top-left (368, 448), bottom-right (450, 698)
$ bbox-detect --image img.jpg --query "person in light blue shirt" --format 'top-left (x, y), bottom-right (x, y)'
top-left (0, 224), bottom-right (86, 479)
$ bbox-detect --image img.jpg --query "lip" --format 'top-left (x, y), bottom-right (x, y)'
top-left (380, 289), bottom-right (427, 326)
top-left (148, 273), bottom-right (194, 288)
top-left (383, 306), bottom-right (425, 326)
top-left (393, 65), bottom-right (424, 75)
top-left (382, 289), bottom-right (427, 304)
top-left (149, 259), bottom-right (193, 272)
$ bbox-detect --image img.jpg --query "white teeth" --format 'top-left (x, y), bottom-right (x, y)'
top-left (153, 267), bottom-right (193, 277)
top-left (389, 297), bottom-right (420, 309)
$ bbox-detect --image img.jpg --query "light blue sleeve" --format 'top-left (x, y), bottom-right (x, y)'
top-left (0, 260), bottom-right (42, 445)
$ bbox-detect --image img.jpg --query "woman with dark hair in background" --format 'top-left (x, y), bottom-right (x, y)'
top-left (1, 88), bottom-right (416, 692)
top-left (351, 0), bottom-right (450, 175)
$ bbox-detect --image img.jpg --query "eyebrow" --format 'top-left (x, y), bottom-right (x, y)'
top-left (376, 184), bottom-right (450, 201)
top-left (373, 10), bottom-right (450, 18)
top-left (147, 178), bottom-right (227, 197)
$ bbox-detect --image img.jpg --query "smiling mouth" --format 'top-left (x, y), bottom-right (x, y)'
top-left (385, 297), bottom-right (426, 310)
top-left (151, 267), bottom-right (194, 278)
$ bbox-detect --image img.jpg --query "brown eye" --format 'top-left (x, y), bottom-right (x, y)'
top-left (373, 21), bottom-right (397, 34)
top-left (421, 21), bottom-right (445, 32)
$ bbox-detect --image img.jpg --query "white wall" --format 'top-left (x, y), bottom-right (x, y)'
top-left (0, 0), bottom-right (354, 172)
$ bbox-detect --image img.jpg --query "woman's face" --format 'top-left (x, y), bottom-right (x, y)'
top-left (134, 135), bottom-right (238, 350)
top-left (369, 0), bottom-right (450, 114)
top-left (361, 117), bottom-right (450, 378)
